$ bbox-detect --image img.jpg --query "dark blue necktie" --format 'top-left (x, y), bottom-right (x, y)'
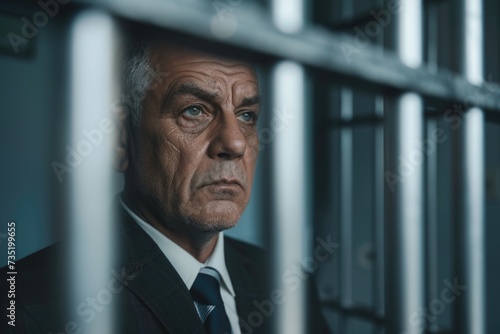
top-left (190, 267), bottom-right (232, 334)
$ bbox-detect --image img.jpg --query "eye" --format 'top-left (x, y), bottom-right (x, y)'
top-left (238, 111), bottom-right (257, 123)
top-left (177, 105), bottom-right (212, 133)
top-left (182, 106), bottom-right (203, 117)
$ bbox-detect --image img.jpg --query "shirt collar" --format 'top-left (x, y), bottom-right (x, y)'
top-left (120, 199), bottom-right (236, 297)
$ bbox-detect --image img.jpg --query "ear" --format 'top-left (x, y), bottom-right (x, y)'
top-left (114, 107), bottom-right (130, 173)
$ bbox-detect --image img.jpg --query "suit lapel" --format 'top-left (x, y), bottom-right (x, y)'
top-left (224, 238), bottom-right (269, 331)
top-left (114, 206), bottom-right (206, 334)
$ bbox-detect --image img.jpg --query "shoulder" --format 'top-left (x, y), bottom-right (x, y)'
top-left (224, 236), bottom-right (266, 259)
top-left (223, 236), bottom-right (270, 292)
top-left (2, 243), bottom-right (64, 290)
top-left (14, 243), bottom-right (62, 269)
top-left (224, 236), bottom-right (269, 270)
top-left (1, 244), bottom-right (67, 333)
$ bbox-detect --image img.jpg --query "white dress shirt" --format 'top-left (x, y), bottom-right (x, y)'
top-left (121, 200), bottom-right (241, 334)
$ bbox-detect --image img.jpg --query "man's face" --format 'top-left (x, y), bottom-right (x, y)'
top-left (125, 44), bottom-right (260, 233)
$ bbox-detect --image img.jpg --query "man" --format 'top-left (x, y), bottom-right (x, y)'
top-left (118, 41), bottom-right (261, 267)
top-left (3, 41), bottom-right (328, 333)
top-left (114, 41), bottom-right (267, 333)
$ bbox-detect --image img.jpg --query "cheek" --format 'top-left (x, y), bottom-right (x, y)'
top-left (246, 134), bottom-right (259, 166)
top-left (243, 135), bottom-right (259, 192)
top-left (138, 125), bottom-right (183, 191)
top-left (244, 127), bottom-right (259, 151)
top-left (173, 137), bottom-right (209, 194)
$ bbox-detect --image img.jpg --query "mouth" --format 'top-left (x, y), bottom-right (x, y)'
top-left (199, 179), bottom-right (244, 195)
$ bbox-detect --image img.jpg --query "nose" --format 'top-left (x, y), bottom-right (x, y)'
top-left (207, 113), bottom-right (247, 160)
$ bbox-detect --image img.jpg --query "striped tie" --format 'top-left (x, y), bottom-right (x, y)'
top-left (190, 267), bottom-right (232, 334)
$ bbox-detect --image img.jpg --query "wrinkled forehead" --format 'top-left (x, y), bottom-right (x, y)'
top-left (149, 42), bottom-right (258, 81)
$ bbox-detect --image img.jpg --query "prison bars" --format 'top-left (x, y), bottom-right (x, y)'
top-left (68, 0), bottom-right (500, 111)
top-left (55, 0), bottom-right (497, 333)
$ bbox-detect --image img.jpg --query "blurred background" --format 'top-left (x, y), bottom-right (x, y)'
top-left (1, 0), bottom-right (499, 333)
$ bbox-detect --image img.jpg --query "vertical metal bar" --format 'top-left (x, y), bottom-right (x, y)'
top-left (384, 1), bottom-right (425, 333)
top-left (272, 0), bottom-right (304, 34)
top-left (340, 88), bottom-right (353, 310)
top-left (339, 0), bottom-right (354, 315)
top-left (454, 109), bottom-right (485, 334)
top-left (373, 1), bottom-right (386, 330)
top-left (270, 61), bottom-right (308, 334)
top-left (374, 96), bottom-right (385, 334)
top-left (68, 10), bottom-right (118, 334)
top-left (426, 3), bottom-right (439, 333)
top-left (426, 2), bottom-right (439, 74)
top-left (373, 95), bottom-right (385, 321)
top-left (270, 1), bottom-right (308, 334)
top-left (454, 2), bottom-right (486, 332)
top-left (426, 119), bottom-right (439, 333)
top-left (385, 93), bottom-right (425, 334)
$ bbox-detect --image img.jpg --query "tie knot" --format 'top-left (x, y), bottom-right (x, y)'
top-left (190, 267), bottom-right (224, 306)
top-left (199, 266), bottom-right (223, 283)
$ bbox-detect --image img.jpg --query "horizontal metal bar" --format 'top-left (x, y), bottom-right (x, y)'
top-left (60, 0), bottom-right (500, 112)
top-left (3, 0), bottom-right (500, 111)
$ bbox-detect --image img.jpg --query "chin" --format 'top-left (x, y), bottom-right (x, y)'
top-left (185, 201), bottom-right (243, 232)
top-left (185, 216), bottom-right (239, 233)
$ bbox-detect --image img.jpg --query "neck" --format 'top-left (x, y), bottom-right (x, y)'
top-left (164, 231), bottom-right (219, 263)
top-left (122, 193), bottom-right (219, 262)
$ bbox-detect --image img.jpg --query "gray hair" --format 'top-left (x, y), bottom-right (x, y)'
top-left (121, 43), bottom-right (154, 126)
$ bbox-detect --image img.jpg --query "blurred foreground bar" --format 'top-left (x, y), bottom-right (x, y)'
top-left (269, 0), bottom-right (309, 333)
top-left (68, 9), bottom-right (119, 334)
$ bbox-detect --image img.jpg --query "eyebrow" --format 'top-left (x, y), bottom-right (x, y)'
top-left (167, 82), bottom-right (261, 108)
top-left (172, 82), bottom-right (219, 101)
top-left (240, 95), bottom-right (261, 107)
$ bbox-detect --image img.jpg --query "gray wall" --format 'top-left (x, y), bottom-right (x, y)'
top-left (0, 23), bottom-right (65, 266)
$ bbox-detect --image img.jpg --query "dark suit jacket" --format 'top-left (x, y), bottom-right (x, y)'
top-left (2, 207), bottom-right (329, 334)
